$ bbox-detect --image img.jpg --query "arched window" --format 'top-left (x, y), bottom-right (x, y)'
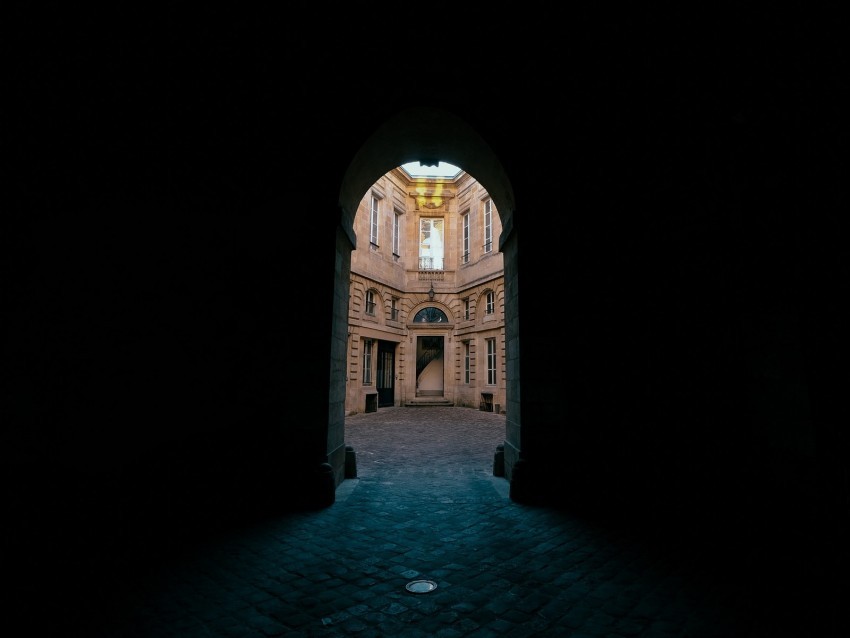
top-left (413, 307), bottom-right (448, 323)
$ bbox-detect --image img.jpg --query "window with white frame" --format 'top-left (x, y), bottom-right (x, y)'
top-left (483, 198), bottom-right (493, 254)
top-left (363, 338), bottom-right (373, 385)
top-left (463, 297), bottom-right (470, 320)
top-left (486, 338), bottom-right (497, 385)
top-left (485, 290), bottom-right (495, 315)
top-left (464, 341), bottom-right (471, 384)
top-left (365, 289), bottom-right (376, 315)
top-left (418, 218), bottom-right (444, 270)
top-left (392, 210), bottom-right (401, 257)
top-left (390, 296), bottom-right (399, 321)
top-left (370, 195), bottom-right (380, 246)
top-left (462, 211), bottom-right (470, 264)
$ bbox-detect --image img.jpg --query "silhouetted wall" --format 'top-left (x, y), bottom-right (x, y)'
top-left (5, 9), bottom-right (846, 585)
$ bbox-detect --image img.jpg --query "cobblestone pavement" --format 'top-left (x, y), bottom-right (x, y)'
top-left (42, 407), bottom-right (842, 636)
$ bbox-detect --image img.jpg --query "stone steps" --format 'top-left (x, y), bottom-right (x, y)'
top-left (404, 398), bottom-right (454, 407)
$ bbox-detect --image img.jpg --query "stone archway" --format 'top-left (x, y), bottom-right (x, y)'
top-left (327, 106), bottom-right (522, 492)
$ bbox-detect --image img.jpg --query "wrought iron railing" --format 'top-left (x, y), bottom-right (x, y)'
top-left (416, 347), bottom-right (440, 377)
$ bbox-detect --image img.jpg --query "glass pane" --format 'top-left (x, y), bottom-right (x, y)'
top-left (419, 219), bottom-right (444, 270)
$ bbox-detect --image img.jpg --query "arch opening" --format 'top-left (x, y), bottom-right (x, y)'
top-left (328, 107), bottom-right (522, 494)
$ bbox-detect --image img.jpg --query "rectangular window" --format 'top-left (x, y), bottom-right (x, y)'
top-left (363, 338), bottom-right (373, 385)
top-left (462, 211), bottom-right (470, 264)
top-left (485, 290), bottom-right (495, 315)
top-left (370, 196), bottom-right (380, 246)
top-left (486, 338), bottom-right (497, 385)
top-left (418, 218), bottom-right (444, 270)
top-left (464, 342), bottom-right (470, 384)
top-left (392, 211), bottom-right (401, 257)
top-left (391, 297), bottom-right (399, 321)
top-left (365, 289), bottom-right (376, 315)
top-left (483, 199), bottom-right (493, 253)
top-left (463, 297), bottom-right (470, 320)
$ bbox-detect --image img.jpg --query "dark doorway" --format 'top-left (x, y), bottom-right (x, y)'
top-left (416, 335), bottom-right (444, 397)
top-left (376, 340), bottom-right (396, 407)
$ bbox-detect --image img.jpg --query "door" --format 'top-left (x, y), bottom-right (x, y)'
top-left (415, 335), bottom-right (444, 397)
top-left (376, 341), bottom-right (395, 407)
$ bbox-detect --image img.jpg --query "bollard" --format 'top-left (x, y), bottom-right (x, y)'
top-left (345, 445), bottom-right (358, 478)
top-left (493, 444), bottom-right (504, 477)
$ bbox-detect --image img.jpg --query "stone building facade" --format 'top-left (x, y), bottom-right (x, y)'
top-left (346, 166), bottom-right (505, 415)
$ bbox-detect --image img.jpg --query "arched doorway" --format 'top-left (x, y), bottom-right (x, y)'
top-left (412, 305), bottom-right (450, 399)
top-left (329, 107), bottom-right (522, 492)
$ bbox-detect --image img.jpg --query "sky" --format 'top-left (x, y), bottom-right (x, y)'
top-left (400, 161), bottom-right (462, 178)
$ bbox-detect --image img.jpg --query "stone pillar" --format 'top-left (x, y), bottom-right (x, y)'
top-left (508, 458), bottom-right (532, 503)
top-left (312, 462), bottom-right (336, 509)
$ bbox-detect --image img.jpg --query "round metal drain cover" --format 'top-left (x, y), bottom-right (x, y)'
top-left (405, 579), bottom-right (438, 594)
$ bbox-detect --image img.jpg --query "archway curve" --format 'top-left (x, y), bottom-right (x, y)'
top-left (338, 106), bottom-right (516, 245)
top-left (327, 105), bottom-right (523, 495)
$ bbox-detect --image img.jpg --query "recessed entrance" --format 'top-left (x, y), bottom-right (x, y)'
top-left (415, 335), bottom-right (444, 398)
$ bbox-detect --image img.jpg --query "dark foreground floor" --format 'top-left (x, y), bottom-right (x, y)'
top-left (12, 407), bottom-right (845, 636)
